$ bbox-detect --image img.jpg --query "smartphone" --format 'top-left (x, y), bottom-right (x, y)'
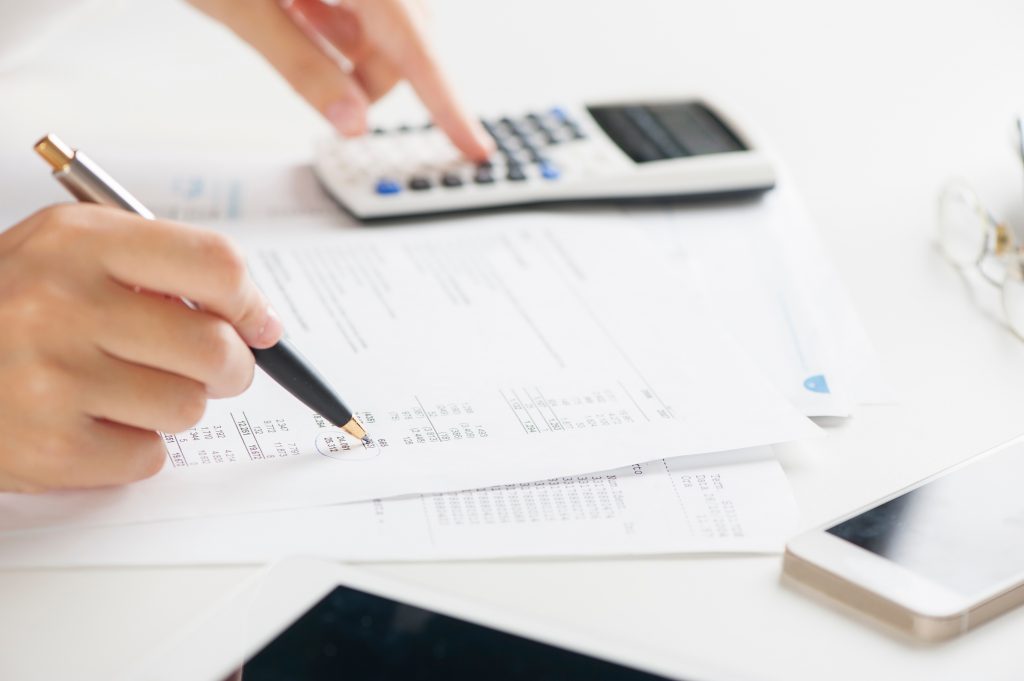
top-left (784, 436), bottom-right (1024, 641)
top-left (121, 558), bottom-right (703, 681)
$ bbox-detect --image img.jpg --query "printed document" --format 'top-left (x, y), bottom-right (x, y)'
top-left (0, 448), bottom-right (797, 566)
top-left (0, 217), bottom-right (817, 532)
top-left (0, 153), bottom-right (888, 409)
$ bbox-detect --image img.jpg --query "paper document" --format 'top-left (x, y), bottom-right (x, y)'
top-left (0, 448), bottom-right (797, 566)
top-left (0, 152), bottom-right (341, 225)
top-left (0, 217), bottom-right (817, 533)
top-left (616, 192), bottom-right (848, 415)
top-left (0, 152), bottom-right (887, 409)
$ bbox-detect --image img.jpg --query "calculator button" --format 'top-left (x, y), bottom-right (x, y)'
top-left (549, 106), bottom-right (568, 122)
top-left (375, 178), bottom-right (402, 195)
top-left (476, 159), bottom-right (493, 170)
top-left (509, 120), bottom-right (532, 139)
top-left (522, 143), bottom-right (542, 162)
top-left (482, 119), bottom-right (501, 138)
top-left (502, 149), bottom-right (526, 165)
top-left (441, 173), bottom-right (463, 187)
top-left (506, 164), bottom-right (527, 181)
top-left (540, 129), bottom-right (560, 145)
top-left (408, 176), bottom-right (432, 191)
top-left (474, 168), bottom-right (495, 184)
top-left (566, 122), bottom-right (586, 140)
top-left (539, 162), bottom-right (560, 180)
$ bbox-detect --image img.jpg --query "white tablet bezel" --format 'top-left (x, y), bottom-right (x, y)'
top-left (119, 557), bottom-right (745, 681)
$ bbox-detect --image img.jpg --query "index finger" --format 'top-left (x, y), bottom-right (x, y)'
top-left (367, 1), bottom-right (494, 160)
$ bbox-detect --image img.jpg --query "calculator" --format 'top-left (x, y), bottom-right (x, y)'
top-left (313, 98), bottom-right (775, 221)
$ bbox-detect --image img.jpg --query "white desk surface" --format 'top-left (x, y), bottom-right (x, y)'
top-left (3, 0), bottom-right (1024, 679)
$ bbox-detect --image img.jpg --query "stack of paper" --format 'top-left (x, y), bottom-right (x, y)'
top-left (0, 156), bottom-right (885, 567)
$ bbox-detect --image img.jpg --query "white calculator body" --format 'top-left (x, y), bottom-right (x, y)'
top-left (314, 98), bottom-right (775, 221)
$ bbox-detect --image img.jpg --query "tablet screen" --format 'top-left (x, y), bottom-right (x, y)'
top-left (231, 583), bottom-right (675, 680)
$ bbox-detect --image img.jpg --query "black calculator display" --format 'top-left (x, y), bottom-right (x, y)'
top-left (587, 102), bottom-right (746, 162)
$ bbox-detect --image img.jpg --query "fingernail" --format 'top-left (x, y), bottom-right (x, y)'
top-left (255, 305), bottom-right (284, 348)
top-left (326, 98), bottom-right (367, 137)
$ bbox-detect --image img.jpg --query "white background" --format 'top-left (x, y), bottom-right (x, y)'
top-left (2, 0), bottom-right (1024, 678)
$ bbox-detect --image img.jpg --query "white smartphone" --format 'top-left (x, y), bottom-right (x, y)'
top-left (784, 435), bottom-right (1024, 641)
top-left (120, 558), bottom-right (705, 681)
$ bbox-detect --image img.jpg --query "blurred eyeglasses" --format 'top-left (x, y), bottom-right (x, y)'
top-left (936, 180), bottom-right (1024, 337)
top-left (936, 118), bottom-right (1024, 338)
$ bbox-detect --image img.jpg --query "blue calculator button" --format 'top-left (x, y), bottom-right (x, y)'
top-left (539, 162), bottom-right (560, 180)
top-left (549, 106), bottom-right (568, 122)
top-left (375, 178), bottom-right (402, 195)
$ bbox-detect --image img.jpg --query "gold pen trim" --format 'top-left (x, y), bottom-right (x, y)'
top-left (34, 134), bottom-right (75, 172)
top-left (341, 418), bottom-right (369, 443)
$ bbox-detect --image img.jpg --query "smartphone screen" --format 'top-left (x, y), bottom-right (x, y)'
top-left (827, 442), bottom-right (1024, 599)
top-left (232, 583), bottom-right (676, 681)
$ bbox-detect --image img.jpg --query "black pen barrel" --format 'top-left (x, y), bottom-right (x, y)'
top-left (251, 340), bottom-right (354, 429)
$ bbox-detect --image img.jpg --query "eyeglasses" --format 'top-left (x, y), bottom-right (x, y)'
top-left (936, 180), bottom-right (1024, 339)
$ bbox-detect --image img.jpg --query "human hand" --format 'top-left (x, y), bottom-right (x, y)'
top-left (0, 205), bottom-right (283, 492)
top-left (189, 0), bottom-right (494, 160)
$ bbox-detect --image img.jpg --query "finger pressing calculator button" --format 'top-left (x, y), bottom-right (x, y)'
top-left (375, 178), bottom-right (402, 195)
top-left (408, 176), bottom-right (432, 191)
top-left (442, 173), bottom-right (463, 188)
top-left (474, 167), bottom-right (495, 184)
top-left (506, 164), bottom-right (527, 181)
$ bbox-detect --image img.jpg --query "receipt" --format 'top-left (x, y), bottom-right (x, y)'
top-left (0, 448), bottom-right (798, 566)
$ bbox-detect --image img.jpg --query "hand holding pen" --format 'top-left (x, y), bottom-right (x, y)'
top-left (0, 136), bottom-right (364, 493)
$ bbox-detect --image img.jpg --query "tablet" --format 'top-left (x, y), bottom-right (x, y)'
top-left (121, 558), bottom-right (700, 681)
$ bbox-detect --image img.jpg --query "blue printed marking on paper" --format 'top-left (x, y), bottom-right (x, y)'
top-left (803, 374), bottom-right (830, 394)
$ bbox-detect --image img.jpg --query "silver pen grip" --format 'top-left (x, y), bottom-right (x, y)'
top-left (55, 151), bottom-right (198, 311)
top-left (55, 153), bottom-right (155, 220)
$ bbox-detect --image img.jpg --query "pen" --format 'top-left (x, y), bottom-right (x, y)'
top-left (34, 133), bottom-right (370, 444)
